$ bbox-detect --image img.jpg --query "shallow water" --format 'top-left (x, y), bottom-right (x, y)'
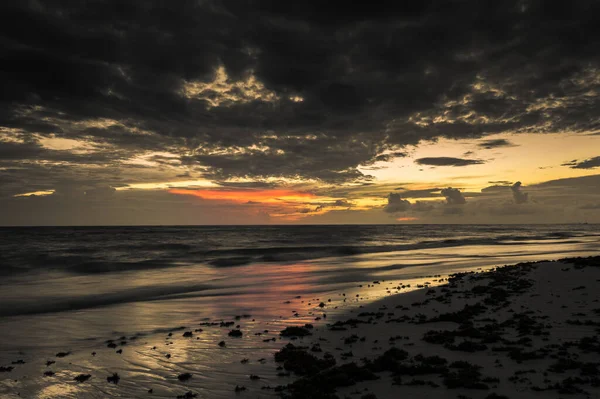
top-left (0, 225), bottom-right (599, 398)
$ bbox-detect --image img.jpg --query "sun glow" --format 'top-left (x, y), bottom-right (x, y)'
top-left (169, 188), bottom-right (317, 203)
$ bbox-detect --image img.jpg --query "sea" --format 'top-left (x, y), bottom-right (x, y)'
top-left (0, 224), bottom-right (598, 398)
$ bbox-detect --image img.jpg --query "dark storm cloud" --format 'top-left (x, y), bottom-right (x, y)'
top-left (477, 139), bottom-right (517, 149)
top-left (511, 181), bottom-right (529, 203)
top-left (563, 156), bottom-right (600, 169)
top-left (383, 193), bottom-right (411, 213)
top-left (1, 0), bottom-right (600, 187)
top-left (441, 187), bottom-right (466, 205)
top-left (415, 157), bottom-right (485, 167)
top-left (0, 141), bottom-right (44, 160)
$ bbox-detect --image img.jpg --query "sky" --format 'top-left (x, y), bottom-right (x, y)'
top-left (1, 1), bottom-right (600, 225)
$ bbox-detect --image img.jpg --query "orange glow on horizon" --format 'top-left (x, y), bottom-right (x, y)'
top-left (396, 217), bottom-right (419, 222)
top-left (169, 188), bottom-right (317, 204)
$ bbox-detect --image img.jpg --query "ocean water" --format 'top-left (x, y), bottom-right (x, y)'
top-left (0, 224), bottom-right (599, 398)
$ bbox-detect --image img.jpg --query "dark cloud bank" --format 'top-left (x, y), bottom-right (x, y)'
top-left (0, 1), bottom-right (600, 224)
top-left (1, 1), bottom-right (600, 192)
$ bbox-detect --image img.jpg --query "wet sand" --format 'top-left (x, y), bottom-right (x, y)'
top-left (1, 256), bottom-right (599, 398)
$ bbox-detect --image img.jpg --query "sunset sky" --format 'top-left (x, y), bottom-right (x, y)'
top-left (1, 1), bottom-right (600, 225)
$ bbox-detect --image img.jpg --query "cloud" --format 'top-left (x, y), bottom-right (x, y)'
top-left (372, 152), bottom-right (407, 163)
top-left (563, 156), bottom-right (600, 169)
top-left (412, 201), bottom-right (435, 212)
top-left (1, 0), bottom-right (599, 194)
top-left (415, 157), bottom-right (485, 167)
top-left (332, 199), bottom-right (352, 207)
top-left (383, 193), bottom-right (411, 213)
top-left (441, 187), bottom-right (466, 205)
top-left (511, 181), bottom-right (529, 204)
top-left (481, 184), bottom-right (512, 193)
top-left (477, 139), bottom-right (517, 149)
top-left (0, 190), bottom-right (275, 226)
top-left (579, 203), bottom-right (600, 210)
top-left (487, 202), bottom-right (538, 216)
top-left (443, 206), bottom-right (464, 215)
top-left (2, 2), bottom-right (600, 225)
top-left (533, 174), bottom-right (600, 195)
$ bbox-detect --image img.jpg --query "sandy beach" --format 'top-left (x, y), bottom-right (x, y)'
top-left (272, 256), bottom-right (600, 399)
top-left (1, 254), bottom-right (599, 398)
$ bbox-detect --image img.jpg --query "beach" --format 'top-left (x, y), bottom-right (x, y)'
top-left (0, 226), bottom-right (599, 398)
top-left (276, 256), bottom-right (600, 398)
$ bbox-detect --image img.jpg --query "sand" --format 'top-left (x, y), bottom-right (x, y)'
top-left (271, 256), bottom-right (600, 398)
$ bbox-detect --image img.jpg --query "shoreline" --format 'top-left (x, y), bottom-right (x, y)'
top-left (1, 256), bottom-right (599, 398)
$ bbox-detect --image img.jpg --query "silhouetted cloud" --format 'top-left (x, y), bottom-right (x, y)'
top-left (383, 193), bottom-right (411, 213)
top-left (481, 184), bottom-right (512, 193)
top-left (477, 139), bottom-right (517, 149)
top-left (534, 174), bottom-right (600, 192)
top-left (441, 187), bottom-right (466, 205)
top-left (333, 199), bottom-right (352, 207)
top-left (415, 157), bottom-right (485, 167)
top-left (511, 181), bottom-right (529, 204)
top-left (563, 156), bottom-right (600, 169)
top-left (373, 152), bottom-right (407, 162)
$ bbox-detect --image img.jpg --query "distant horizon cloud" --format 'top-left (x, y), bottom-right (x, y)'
top-left (383, 193), bottom-right (411, 213)
top-left (563, 156), bottom-right (600, 169)
top-left (441, 187), bottom-right (467, 205)
top-left (477, 139), bottom-right (517, 149)
top-left (415, 157), bottom-right (485, 167)
top-left (511, 181), bottom-right (529, 204)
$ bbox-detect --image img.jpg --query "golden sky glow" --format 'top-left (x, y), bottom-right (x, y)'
top-left (361, 132), bottom-right (600, 190)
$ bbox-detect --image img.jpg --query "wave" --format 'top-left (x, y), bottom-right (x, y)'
top-left (0, 228), bottom-right (595, 276)
top-left (204, 232), bottom-right (587, 267)
top-left (208, 256), bottom-right (253, 267)
top-left (66, 259), bottom-right (178, 274)
top-left (0, 283), bottom-right (211, 317)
